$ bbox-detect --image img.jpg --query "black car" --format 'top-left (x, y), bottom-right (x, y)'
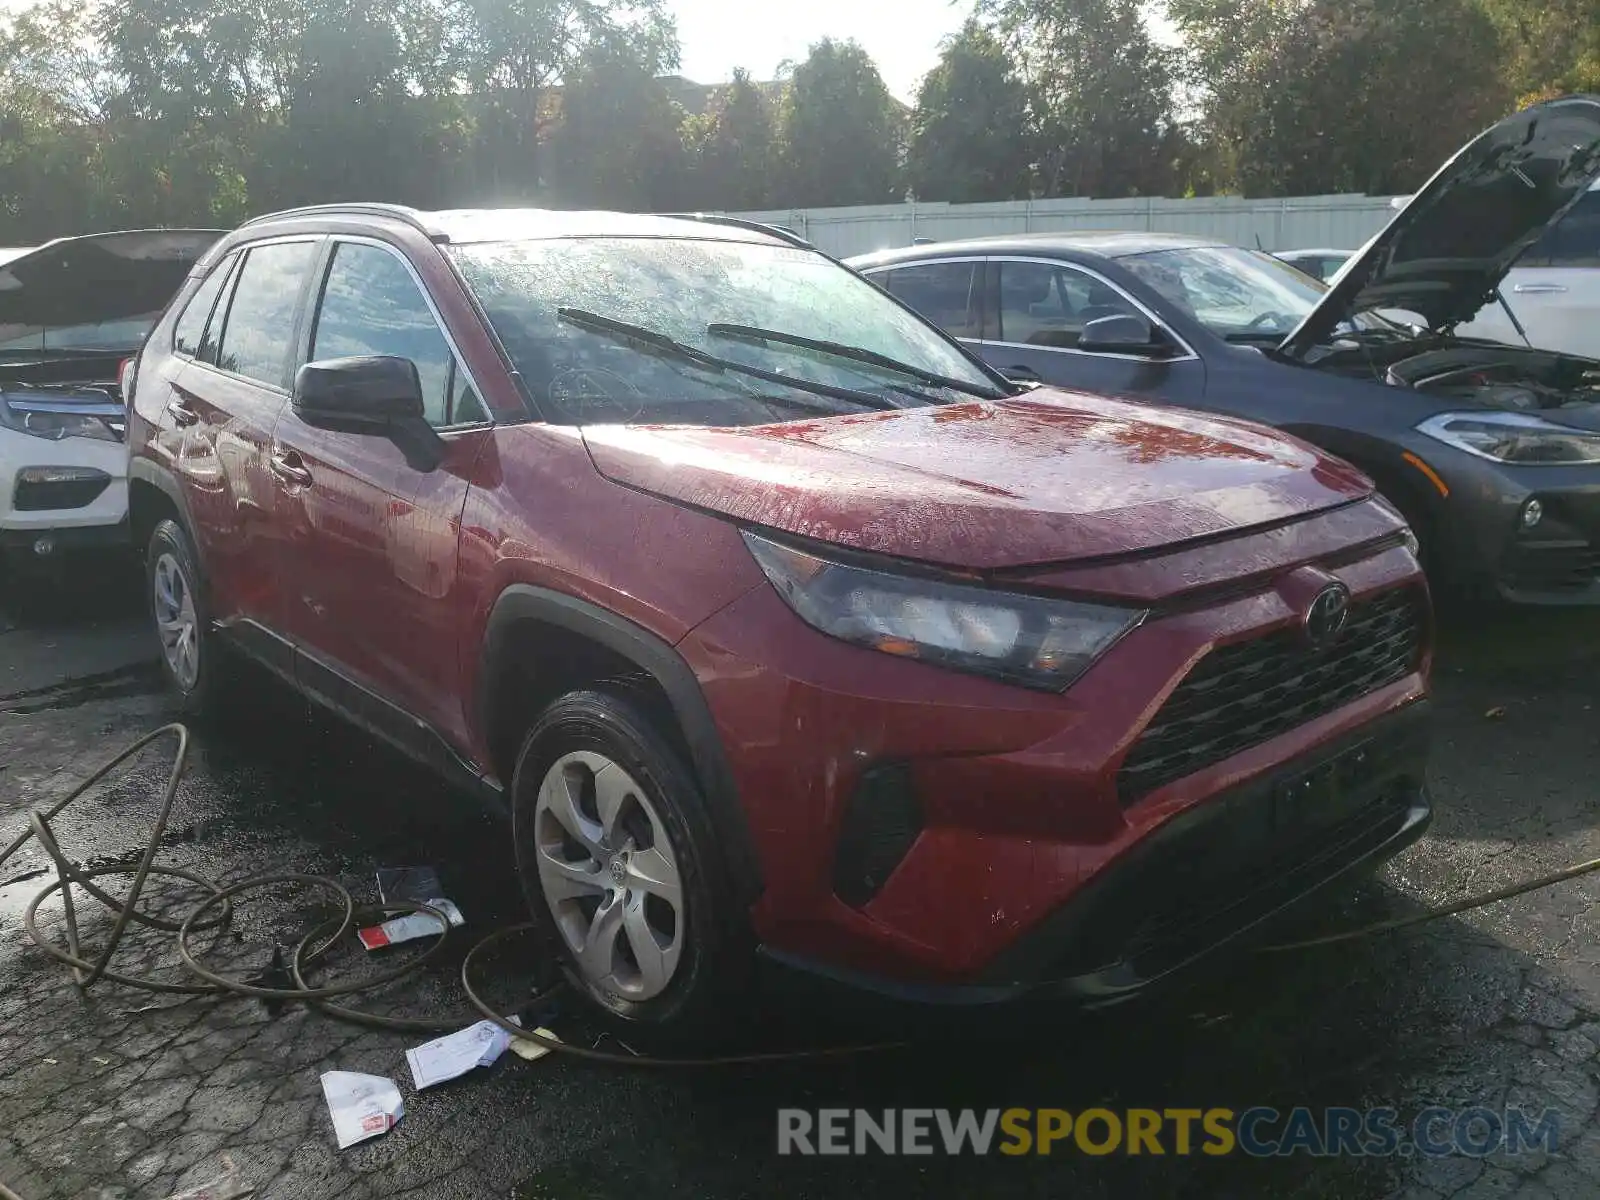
top-left (847, 95), bottom-right (1600, 607)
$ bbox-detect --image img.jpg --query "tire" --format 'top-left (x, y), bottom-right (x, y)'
top-left (146, 518), bottom-right (232, 715)
top-left (510, 689), bottom-right (747, 1038)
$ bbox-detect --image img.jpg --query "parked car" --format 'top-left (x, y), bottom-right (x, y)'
top-left (127, 203), bottom-right (1431, 1034)
top-left (0, 229), bottom-right (224, 573)
top-left (1274, 248), bottom-right (1354, 283)
top-left (1452, 181), bottom-right (1600, 357)
top-left (848, 95), bottom-right (1600, 606)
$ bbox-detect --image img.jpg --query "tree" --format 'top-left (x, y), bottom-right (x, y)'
top-left (982, 0), bottom-right (1178, 198)
top-left (548, 35), bottom-right (689, 210)
top-left (460, 0), bottom-right (675, 200)
top-left (683, 69), bottom-right (776, 210)
top-left (904, 20), bottom-right (1031, 203)
top-left (1170, 0), bottom-right (1509, 196)
top-left (774, 39), bottom-right (905, 207)
top-left (1475, 0), bottom-right (1600, 104)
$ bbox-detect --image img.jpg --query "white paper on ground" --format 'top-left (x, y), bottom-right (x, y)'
top-left (357, 899), bottom-right (464, 951)
top-left (405, 1019), bottom-right (515, 1089)
top-left (320, 1071), bottom-right (404, 1149)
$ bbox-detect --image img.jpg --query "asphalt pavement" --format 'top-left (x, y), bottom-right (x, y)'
top-left (4, 560), bottom-right (1600, 1200)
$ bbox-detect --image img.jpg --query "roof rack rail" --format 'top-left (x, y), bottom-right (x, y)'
top-left (238, 203), bottom-right (436, 236)
top-left (660, 213), bottom-right (815, 250)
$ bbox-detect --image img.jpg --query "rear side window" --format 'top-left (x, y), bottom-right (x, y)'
top-left (173, 255), bottom-right (236, 358)
top-left (214, 241), bottom-right (319, 386)
top-left (1521, 192), bottom-right (1600, 268)
top-left (879, 262), bottom-right (981, 338)
top-left (311, 243), bottom-right (455, 426)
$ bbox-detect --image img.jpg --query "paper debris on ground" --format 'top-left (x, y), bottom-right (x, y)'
top-left (357, 899), bottom-right (463, 950)
top-left (405, 1019), bottom-right (515, 1089)
top-left (320, 1071), bottom-right (404, 1149)
top-left (505, 1015), bottom-right (562, 1062)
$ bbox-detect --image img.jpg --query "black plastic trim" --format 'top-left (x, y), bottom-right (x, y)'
top-left (478, 584), bottom-right (763, 900)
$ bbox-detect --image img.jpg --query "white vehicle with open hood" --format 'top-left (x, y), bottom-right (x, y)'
top-left (0, 229), bottom-right (222, 571)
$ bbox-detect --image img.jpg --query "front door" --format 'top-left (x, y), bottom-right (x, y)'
top-left (978, 257), bottom-right (1209, 403)
top-left (270, 238), bottom-right (491, 749)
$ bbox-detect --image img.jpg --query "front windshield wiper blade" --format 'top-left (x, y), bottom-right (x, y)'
top-left (555, 308), bottom-right (900, 413)
top-left (706, 322), bottom-right (1008, 400)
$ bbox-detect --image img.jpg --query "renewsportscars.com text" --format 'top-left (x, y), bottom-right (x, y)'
top-left (776, 1106), bottom-right (1560, 1158)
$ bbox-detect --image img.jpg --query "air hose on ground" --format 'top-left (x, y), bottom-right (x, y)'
top-left (3, 722), bottom-right (1600, 1072)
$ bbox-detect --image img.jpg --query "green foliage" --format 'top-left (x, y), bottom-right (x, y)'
top-left (905, 20), bottom-right (1032, 202)
top-left (0, 0), bottom-right (1593, 241)
top-left (774, 38), bottom-right (906, 207)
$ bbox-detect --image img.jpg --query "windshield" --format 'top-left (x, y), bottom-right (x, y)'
top-left (447, 237), bottom-right (1001, 426)
top-left (1119, 246), bottom-right (1395, 341)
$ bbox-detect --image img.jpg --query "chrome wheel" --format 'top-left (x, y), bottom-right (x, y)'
top-left (532, 751), bottom-right (685, 1001)
top-left (153, 551), bottom-right (199, 690)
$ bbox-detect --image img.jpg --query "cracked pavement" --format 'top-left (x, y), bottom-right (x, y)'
top-left (4, 563), bottom-right (1600, 1199)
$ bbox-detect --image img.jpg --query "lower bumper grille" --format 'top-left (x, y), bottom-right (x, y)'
top-left (1118, 585), bottom-right (1426, 806)
top-left (1502, 541), bottom-right (1600, 594)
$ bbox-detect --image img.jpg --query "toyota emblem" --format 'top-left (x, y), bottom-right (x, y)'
top-left (1304, 583), bottom-right (1351, 649)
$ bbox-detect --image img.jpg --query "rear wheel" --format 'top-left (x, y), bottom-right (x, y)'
top-left (146, 518), bottom-right (232, 714)
top-left (511, 689), bottom-right (747, 1038)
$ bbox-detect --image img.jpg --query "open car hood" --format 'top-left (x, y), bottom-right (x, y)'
top-left (1280, 95), bottom-right (1600, 359)
top-left (0, 229), bottom-right (224, 342)
top-left (581, 391), bottom-right (1374, 571)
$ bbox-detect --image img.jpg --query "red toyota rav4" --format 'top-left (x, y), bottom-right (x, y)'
top-left (125, 205), bottom-right (1433, 1033)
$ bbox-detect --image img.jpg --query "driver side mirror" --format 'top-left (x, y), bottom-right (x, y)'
top-left (1078, 313), bottom-right (1170, 356)
top-left (292, 355), bottom-right (444, 472)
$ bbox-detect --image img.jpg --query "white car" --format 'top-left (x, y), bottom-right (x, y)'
top-left (1274, 247), bottom-right (1354, 283)
top-left (1, 229), bottom-right (221, 573)
top-left (1386, 184), bottom-right (1600, 356)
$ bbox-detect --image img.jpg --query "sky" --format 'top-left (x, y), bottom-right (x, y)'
top-left (672, 0), bottom-right (1181, 102)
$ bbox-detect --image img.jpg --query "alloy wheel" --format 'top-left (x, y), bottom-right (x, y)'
top-left (532, 750), bottom-right (685, 1001)
top-left (153, 552), bottom-right (199, 691)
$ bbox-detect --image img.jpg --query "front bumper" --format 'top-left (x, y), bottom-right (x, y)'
top-left (1405, 438), bottom-right (1600, 604)
top-left (0, 427), bottom-right (129, 545)
top-left (761, 701), bottom-right (1431, 1006)
top-left (681, 531), bottom-right (1430, 992)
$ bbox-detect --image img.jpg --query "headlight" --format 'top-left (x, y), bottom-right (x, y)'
top-left (0, 396), bottom-right (124, 443)
top-left (742, 531), bottom-right (1145, 691)
top-left (1417, 411), bottom-right (1600, 465)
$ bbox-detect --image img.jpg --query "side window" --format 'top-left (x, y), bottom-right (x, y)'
top-left (312, 243), bottom-right (455, 427)
top-left (214, 242), bottom-right (319, 385)
top-left (996, 262), bottom-right (1143, 349)
top-left (1522, 192), bottom-right (1600, 268)
top-left (880, 262), bottom-right (981, 338)
top-left (173, 253), bottom-right (236, 359)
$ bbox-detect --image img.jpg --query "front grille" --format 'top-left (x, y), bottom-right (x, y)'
top-left (1117, 586), bottom-right (1426, 806)
top-left (1502, 541), bottom-right (1600, 594)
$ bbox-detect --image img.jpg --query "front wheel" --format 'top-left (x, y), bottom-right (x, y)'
top-left (511, 689), bottom-right (747, 1037)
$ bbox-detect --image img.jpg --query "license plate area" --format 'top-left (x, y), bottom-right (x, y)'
top-left (1270, 738), bottom-right (1381, 834)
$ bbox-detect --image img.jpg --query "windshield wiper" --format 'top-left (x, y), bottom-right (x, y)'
top-left (706, 323), bottom-right (1007, 400)
top-left (555, 308), bottom-right (899, 413)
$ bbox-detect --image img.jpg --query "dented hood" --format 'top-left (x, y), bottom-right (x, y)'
top-left (580, 391), bottom-right (1373, 570)
top-left (0, 229), bottom-right (224, 344)
top-left (1282, 94), bottom-right (1600, 357)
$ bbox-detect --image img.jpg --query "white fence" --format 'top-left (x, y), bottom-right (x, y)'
top-left (726, 194), bottom-right (1402, 259)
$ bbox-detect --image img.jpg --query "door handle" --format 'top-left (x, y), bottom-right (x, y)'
top-left (166, 397), bottom-right (199, 426)
top-left (1512, 282), bottom-right (1568, 295)
top-left (269, 450), bottom-right (314, 488)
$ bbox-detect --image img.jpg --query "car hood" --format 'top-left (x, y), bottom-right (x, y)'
top-left (1280, 95), bottom-right (1600, 360)
top-left (0, 229), bottom-right (225, 340)
top-left (580, 391), bottom-right (1373, 571)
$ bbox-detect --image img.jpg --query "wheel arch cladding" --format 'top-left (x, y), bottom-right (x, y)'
top-left (478, 584), bottom-right (763, 903)
top-left (127, 461), bottom-right (194, 553)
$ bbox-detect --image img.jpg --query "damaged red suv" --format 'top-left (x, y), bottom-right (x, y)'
top-left (125, 206), bottom-right (1433, 1032)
